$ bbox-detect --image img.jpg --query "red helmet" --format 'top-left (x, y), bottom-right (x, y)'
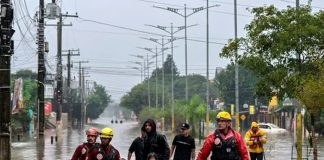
top-left (86, 127), bottom-right (99, 137)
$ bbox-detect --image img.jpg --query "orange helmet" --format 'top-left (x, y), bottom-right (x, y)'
top-left (86, 127), bottom-right (99, 137)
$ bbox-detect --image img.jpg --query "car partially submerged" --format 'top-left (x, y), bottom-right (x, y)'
top-left (258, 123), bottom-right (287, 134)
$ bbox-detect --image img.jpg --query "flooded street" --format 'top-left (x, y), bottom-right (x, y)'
top-left (12, 116), bottom-right (324, 159)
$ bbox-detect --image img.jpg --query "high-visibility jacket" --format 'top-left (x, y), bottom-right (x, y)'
top-left (244, 122), bottom-right (267, 153)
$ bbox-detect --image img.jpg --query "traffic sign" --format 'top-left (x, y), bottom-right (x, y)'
top-left (240, 114), bottom-right (246, 121)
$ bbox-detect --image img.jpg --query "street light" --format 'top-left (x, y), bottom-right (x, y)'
top-left (140, 37), bottom-right (171, 110)
top-left (137, 46), bottom-right (165, 108)
top-left (144, 23), bottom-right (187, 133)
top-left (129, 61), bottom-right (144, 81)
top-left (154, 3), bottom-right (220, 104)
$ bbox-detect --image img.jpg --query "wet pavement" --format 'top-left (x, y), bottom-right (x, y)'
top-left (11, 116), bottom-right (324, 159)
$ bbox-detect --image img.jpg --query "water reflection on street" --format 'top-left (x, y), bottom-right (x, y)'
top-left (11, 117), bottom-right (324, 159)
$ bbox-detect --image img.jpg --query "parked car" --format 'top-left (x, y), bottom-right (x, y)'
top-left (258, 123), bottom-right (287, 134)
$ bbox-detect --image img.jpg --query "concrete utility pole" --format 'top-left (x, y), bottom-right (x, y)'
top-left (0, 0), bottom-right (14, 158)
top-left (295, 1), bottom-right (302, 160)
top-left (37, 0), bottom-right (45, 136)
top-left (234, 0), bottom-right (240, 132)
top-left (154, 3), bottom-right (219, 104)
top-left (74, 61), bottom-right (88, 127)
top-left (46, 5), bottom-right (78, 124)
top-left (138, 46), bottom-right (167, 108)
top-left (137, 47), bottom-right (159, 108)
top-left (140, 37), bottom-right (170, 110)
top-left (62, 49), bottom-right (80, 128)
top-left (206, 0), bottom-right (210, 135)
top-left (145, 23), bottom-right (186, 133)
top-left (129, 61), bottom-right (144, 81)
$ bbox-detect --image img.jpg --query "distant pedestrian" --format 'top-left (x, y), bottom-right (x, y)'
top-left (127, 128), bottom-right (145, 160)
top-left (196, 111), bottom-right (249, 160)
top-left (170, 123), bottom-right (195, 160)
top-left (245, 122), bottom-right (267, 160)
top-left (142, 119), bottom-right (170, 160)
top-left (71, 127), bottom-right (100, 160)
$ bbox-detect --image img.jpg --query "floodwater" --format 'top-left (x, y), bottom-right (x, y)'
top-left (11, 116), bottom-right (324, 159)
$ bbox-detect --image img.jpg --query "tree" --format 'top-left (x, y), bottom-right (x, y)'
top-left (11, 70), bottom-right (38, 134)
top-left (121, 54), bottom-right (178, 113)
top-left (214, 64), bottom-right (258, 107)
top-left (220, 5), bottom-right (324, 159)
top-left (120, 83), bottom-right (149, 114)
top-left (297, 63), bottom-right (324, 158)
top-left (86, 85), bottom-right (111, 120)
top-left (14, 69), bottom-right (37, 79)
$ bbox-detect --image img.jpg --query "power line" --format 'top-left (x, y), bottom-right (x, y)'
top-left (77, 17), bottom-right (227, 45)
top-left (78, 17), bottom-right (167, 37)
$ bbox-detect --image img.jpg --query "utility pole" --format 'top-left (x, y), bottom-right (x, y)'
top-left (0, 0), bottom-right (14, 158)
top-left (154, 3), bottom-right (219, 104)
top-left (37, 0), bottom-right (45, 137)
top-left (206, 0), bottom-right (210, 135)
top-left (147, 53), bottom-right (151, 108)
top-left (74, 61), bottom-right (88, 127)
top-left (138, 46), bottom-right (167, 108)
top-left (295, 1), bottom-right (302, 159)
top-left (129, 61), bottom-right (143, 82)
top-left (234, 0), bottom-right (240, 132)
top-left (46, 5), bottom-right (78, 125)
top-left (140, 37), bottom-right (170, 110)
top-left (62, 49), bottom-right (80, 128)
top-left (145, 23), bottom-right (186, 133)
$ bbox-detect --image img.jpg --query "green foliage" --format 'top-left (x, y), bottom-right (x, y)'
top-left (297, 63), bottom-right (324, 113)
top-left (86, 85), bottom-right (111, 119)
top-left (120, 83), bottom-right (149, 114)
top-left (121, 54), bottom-right (217, 115)
top-left (121, 54), bottom-right (179, 113)
top-left (220, 5), bottom-right (324, 100)
top-left (13, 69), bottom-right (37, 79)
top-left (214, 64), bottom-right (258, 107)
top-left (23, 79), bottom-right (38, 108)
top-left (137, 95), bottom-right (207, 137)
top-left (219, 5), bottom-right (324, 158)
top-left (11, 70), bottom-right (37, 133)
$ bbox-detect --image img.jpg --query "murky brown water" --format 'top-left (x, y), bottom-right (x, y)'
top-left (11, 116), bottom-right (324, 160)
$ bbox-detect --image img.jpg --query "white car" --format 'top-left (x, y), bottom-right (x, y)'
top-left (258, 123), bottom-right (287, 134)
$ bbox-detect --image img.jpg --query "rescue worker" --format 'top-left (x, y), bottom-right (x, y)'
top-left (196, 111), bottom-right (249, 160)
top-left (142, 119), bottom-right (170, 160)
top-left (170, 123), bottom-right (195, 160)
top-left (127, 128), bottom-right (145, 160)
top-left (71, 127), bottom-right (100, 160)
top-left (90, 127), bottom-right (121, 160)
top-left (245, 122), bottom-right (267, 160)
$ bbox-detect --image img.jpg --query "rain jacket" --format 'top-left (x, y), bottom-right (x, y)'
top-left (244, 122), bottom-right (267, 153)
top-left (71, 142), bottom-right (99, 160)
top-left (88, 143), bottom-right (121, 160)
top-left (196, 127), bottom-right (249, 160)
top-left (142, 119), bottom-right (170, 160)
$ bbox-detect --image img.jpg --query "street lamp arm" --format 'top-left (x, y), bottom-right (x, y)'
top-left (130, 54), bottom-right (144, 59)
top-left (153, 5), bottom-right (185, 17)
top-left (173, 24), bottom-right (198, 34)
top-left (145, 24), bottom-right (171, 34)
top-left (187, 4), bottom-right (220, 17)
top-left (140, 37), bottom-right (162, 45)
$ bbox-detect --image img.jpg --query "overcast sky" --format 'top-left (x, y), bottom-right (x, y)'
top-left (12, 0), bottom-right (324, 101)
